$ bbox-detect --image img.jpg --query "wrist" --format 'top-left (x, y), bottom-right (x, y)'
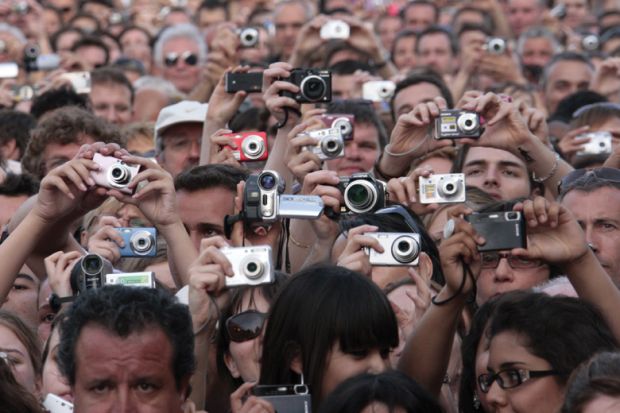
top-left (156, 218), bottom-right (184, 235)
top-left (561, 247), bottom-right (595, 274)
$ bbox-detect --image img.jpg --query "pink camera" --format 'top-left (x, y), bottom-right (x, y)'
top-left (223, 132), bottom-right (268, 162)
top-left (90, 153), bottom-right (140, 194)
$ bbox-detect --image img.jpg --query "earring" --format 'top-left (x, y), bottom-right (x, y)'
top-left (473, 392), bottom-right (481, 410)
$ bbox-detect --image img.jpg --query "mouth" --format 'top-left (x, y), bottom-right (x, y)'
top-left (339, 166), bottom-right (365, 175)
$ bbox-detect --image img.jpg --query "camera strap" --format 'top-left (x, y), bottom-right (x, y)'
top-left (275, 107), bottom-right (302, 130)
top-left (224, 213), bottom-right (244, 240)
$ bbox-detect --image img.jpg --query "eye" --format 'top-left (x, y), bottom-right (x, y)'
top-left (12, 283), bottom-right (28, 291)
top-left (347, 349), bottom-right (369, 359)
top-left (91, 383), bottom-right (110, 394)
top-left (465, 168), bottom-right (483, 177)
top-left (136, 382), bottom-right (157, 393)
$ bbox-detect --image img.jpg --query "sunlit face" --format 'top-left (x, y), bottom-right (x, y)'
top-left (377, 15), bottom-right (403, 52)
top-left (90, 83), bottom-right (133, 126)
top-left (562, 0), bottom-right (589, 29)
top-left (521, 37), bottom-right (555, 68)
top-left (158, 123), bottom-right (203, 178)
top-left (325, 123), bottom-right (380, 176)
top-left (273, 3), bottom-right (307, 59)
top-left (392, 35), bottom-right (417, 71)
top-left (160, 37), bottom-right (201, 94)
top-left (403, 3), bottom-right (436, 32)
top-left (508, 0), bottom-right (543, 37)
top-left (417, 33), bottom-right (454, 75)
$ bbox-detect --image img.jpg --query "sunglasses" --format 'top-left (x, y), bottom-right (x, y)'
top-left (164, 51), bottom-right (198, 67)
top-left (558, 167), bottom-right (620, 195)
top-left (226, 310), bottom-right (267, 343)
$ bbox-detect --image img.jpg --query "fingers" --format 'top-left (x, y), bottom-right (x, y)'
top-left (341, 225), bottom-right (384, 257)
top-left (517, 196), bottom-right (560, 228)
top-left (230, 381), bottom-right (255, 412)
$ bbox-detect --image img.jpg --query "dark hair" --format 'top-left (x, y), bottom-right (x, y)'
top-left (453, 9), bottom-right (494, 34)
top-left (457, 22), bottom-right (493, 40)
top-left (318, 371), bottom-right (443, 413)
top-left (117, 25), bottom-right (153, 50)
top-left (0, 311), bottom-right (42, 379)
top-left (91, 66), bottom-right (135, 103)
top-left (558, 169), bottom-right (620, 199)
top-left (549, 90), bottom-right (608, 123)
top-left (67, 12), bottom-right (101, 33)
top-left (174, 164), bottom-right (248, 193)
top-left (198, 0), bottom-right (229, 18)
top-left (390, 70), bottom-right (454, 121)
top-left (29, 87), bottom-right (90, 120)
top-left (0, 359), bottom-right (43, 413)
top-left (70, 35), bottom-right (110, 66)
top-left (50, 27), bottom-right (84, 52)
top-left (391, 29), bottom-right (417, 65)
top-left (0, 109), bottom-right (36, 158)
top-left (229, 107), bottom-right (271, 133)
top-left (400, 0), bottom-right (438, 23)
top-left (259, 265), bottom-right (399, 405)
top-left (329, 59), bottom-right (375, 76)
top-left (415, 25), bottom-right (458, 56)
top-left (326, 100), bottom-right (388, 149)
top-left (58, 285), bottom-right (195, 388)
top-left (0, 173), bottom-right (40, 196)
top-left (323, 41), bottom-right (371, 67)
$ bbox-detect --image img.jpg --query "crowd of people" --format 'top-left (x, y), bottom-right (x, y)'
top-left (2, 0), bottom-right (620, 412)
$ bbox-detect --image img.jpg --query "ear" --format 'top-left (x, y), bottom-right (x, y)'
top-left (223, 352), bottom-right (241, 379)
top-left (417, 252), bottom-right (433, 284)
top-left (290, 353), bottom-right (303, 376)
top-left (177, 374), bottom-right (192, 401)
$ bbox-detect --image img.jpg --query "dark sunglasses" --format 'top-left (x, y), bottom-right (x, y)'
top-left (164, 51), bottom-right (198, 67)
top-left (226, 310), bottom-right (267, 343)
top-left (558, 167), bottom-right (620, 195)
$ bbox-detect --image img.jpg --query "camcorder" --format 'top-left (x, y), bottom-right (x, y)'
top-left (327, 173), bottom-right (387, 217)
top-left (252, 384), bottom-right (312, 413)
top-left (91, 153), bottom-right (141, 194)
top-left (23, 44), bottom-right (61, 72)
top-left (281, 68), bottom-right (332, 103)
top-left (320, 113), bottom-right (354, 140)
top-left (366, 233), bottom-right (420, 266)
top-left (238, 27), bottom-right (260, 47)
top-left (302, 127), bottom-right (345, 160)
top-left (466, 211), bottom-right (526, 252)
top-left (362, 80), bottom-right (395, 102)
top-left (220, 245), bottom-right (274, 287)
top-left (435, 110), bottom-right (482, 140)
top-left (320, 20), bottom-right (350, 40)
top-left (223, 131), bottom-right (268, 162)
top-left (70, 254), bottom-right (156, 293)
top-left (116, 227), bottom-right (157, 257)
top-left (419, 173), bottom-right (466, 204)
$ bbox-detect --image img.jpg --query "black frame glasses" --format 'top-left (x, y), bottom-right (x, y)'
top-left (478, 368), bottom-right (563, 393)
top-left (558, 167), bottom-right (620, 195)
top-left (375, 204), bottom-right (418, 232)
top-left (225, 310), bottom-right (267, 343)
top-left (164, 51), bottom-right (198, 67)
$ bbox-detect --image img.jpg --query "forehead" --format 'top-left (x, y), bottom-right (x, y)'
top-left (509, 0), bottom-right (539, 8)
top-left (562, 186), bottom-right (620, 216)
top-left (176, 187), bottom-right (235, 223)
top-left (274, 3), bottom-right (306, 22)
top-left (0, 324), bottom-right (28, 351)
top-left (91, 83), bottom-right (132, 100)
top-left (121, 29), bottom-right (149, 43)
top-left (548, 60), bottom-right (592, 82)
top-left (460, 30), bottom-right (487, 43)
top-left (161, 123), bottom-right (203, 140)
top-left (465, 146), bottom-right (527, 169)
top-left (352, 122), bottom-right (380, 143)
top-left (394, 82), bottom-right (442, 111)
top-left (406, 3), bottom-right (435, 16)
top-left (419, 33), bottom-right (450, 48)
top-left (524, 37), bottom-right (553, 49)
top-left (163, 36), bottom-right (199, 52)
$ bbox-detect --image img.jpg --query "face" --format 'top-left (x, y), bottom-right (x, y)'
top-left (225, 290), bottom-right (270, 382)
top-left (133, 89), bottom-right (170, 123)
top-left (41, 327), bottom-right (73, 402)
top-left (56, 31), bottom-right (82, 54)
top-left (508, 0), bottom-right (543, 37)
top-left (332, 74), bottom-right (358, 100)
top-left (43, 8), bottom-right (62, 35)
top-left (404, 4), bottom-right (436, 32)
top-left (73, 324), bottom-right (188, 413)
top-left (49, 0), bottom-right (77, 21)
top-left (325, 123), bottom-right (380, 176)
top-left (161, 37), bottom-right (201, 94)
top-left (462, 147), bottom-right (531, 201)
top-left (582, 395), bottom-right (620, 413)
top-left (393, 35), bottom-right (417, 71)
top-left (485, 331), bottom-right (565, 413)
top-left (41, 137), bottom-right (96, 177)
top-left (544, 60), bottom-right (593, 115)
top-left (392, 82), bottom-right (443, 120)
top-left (176, 187), bottom-right (236, 248)
top-left (459, 30), bottom-right (486, 58)
top-left (377, 16), bottom-right (403, 52)
top-left (158, 123), bottom-right (203, 178)
top-left (90, 83), bottom-right (133, 126)
top-left (274, 3), bottom-right (307, 59)
top-left (1, 266), bottom-right (40, 329)
top-left (563, 0), bottom-right (589, 29)
top-left (417, 33), bottom-right (454, 75)
top-left (75, 45), bottom-right (107, 70)
top-left (0, 323), bottom-right (39, 395)
top-left (198, 7), bottom-right (227, 28)
top-left (520, 37), bottom-right (555, 68)
top-left (0, 193), bottom-right (28, 228)
top-left (562, 187), bottom-right (620, 286)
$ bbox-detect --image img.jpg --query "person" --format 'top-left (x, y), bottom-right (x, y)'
top-left (389, 70), bottom-right (454, 124)
top-left (507, 0), bottom-right (544, 37)
top-left (40, 318), bottom-right (72, 403)
top-left (272, 0), bottom-right (314, 62)
top-left (0, 353), bottom-right (43, 413)
top-left (542, 52), bottom-right (594, 116)
top-left (70, 35), bottom-right (110, 69)
top-left (57, 285), bottom-right (195, 412)
top-left (401, 0), bottom-right (438, 32)
top-left (0, 109), bottom-right (36, 169)
top-left (89, 67), bottom-right (135, 126)
top-left (415, 26), bottom-right (458, 77)
top-left (0, 172), bottom-right (39, 228)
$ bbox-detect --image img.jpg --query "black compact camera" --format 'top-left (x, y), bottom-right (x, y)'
top-left (225, 72), bottom-right (263, 93)
top-left (466, 211), bottom-right (526, 252)
top-left (70, 254), bottom-right (114, 294)
top-left (252, 385), bottom-right (312, 413)
top-left (327, 173), bottom-right (387, 217)
top-left (281, 68), bottom-right (332, 103)
top-left (435, 109), bottom-right (482, 140)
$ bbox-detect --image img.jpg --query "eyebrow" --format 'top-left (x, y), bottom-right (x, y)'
top-left (464, 159), bottom-right (525, 169)
top-left (0, 348), bottom-right (25, 357)
top-left (197, 223), bottom-right (224, 234)
top-left (16, 273), bottom-right (37, 284)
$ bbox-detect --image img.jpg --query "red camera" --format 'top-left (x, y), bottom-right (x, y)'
top-left (223, 132), bottom-right (268, 162)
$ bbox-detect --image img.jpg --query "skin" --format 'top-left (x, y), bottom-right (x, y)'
top-left (160, 37), bottom-right (201, 94)
top-left (1, 266), bottom-right (40, 329)
top-left (48, 0), bottom-right (77, 21)
top-left (176, 187), bottom-right (236, 249)
top-left (73, 324), bottom-right (189, 413)
top-left (56, 31), bottom-right (82, 54)
top-left (90, 83), bottom-right (133, 126)
top-left (562, 0), bottom-right (589, 30)
top-left (562, 187), bottom-right (620, 287)
top-left (119, 29), bottom-right (152, 72)
top-left (74, 45), bottom-right (108, 69)
top-left (377, 15), bottom-right (403, 52)
top-left (387, 283), bottom-right (418, 366)
top-left (582, 395), bottom-right (620, 413)
top-left (37, 279), bottom-right (54, 343)
top-left (543, 60), bottom-right (593, 115)
top-left (486, 331), bottom-right (565, 413)
top-left (459, 30), bottom-right (486, 56)
top-left (403, 4), bottom-right (437, 32)
top-left (417, 33), bottom-right (454, 75)
top-left (392, 35), bottom-right (417, 71)
top-left (475, 325), bottom-right (493, 413)
top-left (0, 194), bottom-right (28, 228)
top-left (273, 3), bottom-right (307, 60)
top-left (332, 74), bottom-right (359, 100)
top-left (133, 89), bottom-right (170, 123)
top-left (197, 7), bottom-right (227, 29)
top-left (41, 137), bottom-right (96, 177)
top-left (462, 147), bottom-right (531, 201)
top-left (361, 403), bottom-right (407, 413)
top-left (0, 324), bottom-right (39, 395)
top-left (392, 82), bottom-right (444, 120)
top-left (590, 118), bottom-right (620, 149)
top-left (325, 123), bottom-right (381, 176)
top-left (157, 123), bottom-right (203, 178)
top-left (41, 327), bottom-right (73, 402)
top-left (520, 37), bottom-right (555, 68)
top-left (507, 0), bottom-right (543, 37)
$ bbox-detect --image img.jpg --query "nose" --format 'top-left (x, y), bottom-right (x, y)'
top-left (366, 350), bottom-right (389, 375)
top-left (584, 226), bottom-right (600, 253)
top-left (486, 380), bottom-right (509, 410)
top-left (493, 258), bottom-right (514, 283)
top-left (189, 140), bottom-right (201, 161)
top-left (483, 168), bottom-right (499, 189)
top-left (346, 143), bottom-right (361, 160)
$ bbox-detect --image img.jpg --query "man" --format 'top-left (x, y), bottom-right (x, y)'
top-left (401, 0), bottom-right (438, 32)
top-left (560, 170), bottom-right (620, 287)
top-left (0, 172), bottom-right (39, 228)
top-left (90, 67), bottom-right (134, 126)
top-left (272, 0), bottom-right (314, 62)
top-left (57, 286), bottom-right (195, 412)
top-left (70, 36), bottom-right (110, 70)
top-left (0, 109), bottom-right (36, 172)
top-left (542, 52), bottom-right (594, 116)
top-left (517, 26), bottom-right (560, 70)
top-left (390, 71), bottom-right (454, 121)
top-left (155, 100), bottom-right (208, 178)
top-left (196, 0), bottom-right (229, 29)
top-left (330, 60), bottom-right (375, 100)
top-left (507, 0), bottom-right (544, 37)
top-left (416, 26), bottom-right (458, 76)
top-left (153, 23), bottom-right (206, 95)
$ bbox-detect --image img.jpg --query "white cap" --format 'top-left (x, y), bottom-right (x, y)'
top-left (154, 100), bottom-right (208, 150)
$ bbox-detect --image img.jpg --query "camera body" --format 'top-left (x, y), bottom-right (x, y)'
top-left (303, 127), bottom-right (345, 160)
top-left (225, 72), bottom-right (263, 93)
top-left (238, 27), bottom-right (259, 47)
top-left (485, 37), bottom-right (506, 54)
top-left (334, 173), bottom-right (387, 215)
top-left (91, 153), bottom-right (141, 194)
top-left (577, 131), bottom-right (612, 156)
top-left (281, 68), bottom-right (332, 103)
top-left (221, 246), bottom-right (274, 287)
top-left (419, 173), bottom-right (466, 204)
top-left (466, 211), bottom-right (526, 252)
top-left (61, 71), bottom-right (91, 94)
top-left (320, 20), bottom-right (350, 39)
top-left (362, 80), bottom-right (395, 102)
top-left (435, 110), bottom-right (482, 139)
top-left (252, 385), bottom-right (312, 413)
top-left (105, 271), bottom-right (156, 288)
top-left (42, 394), bottom-right (73, 413)
top-left (582, 34), bottom-right (599, 51)
top-left (23, 44), bottom-right (61, 72)
top-left (320, 113), bottom-right (354, 140)
top-left (116, 227), bottom-right (157, 257)
top-left (366, 233), bottom-right (420, 266)
top-left (223, 132), bottom-right (268, 162)
top-left (70, 254), bottom-right (114, 293)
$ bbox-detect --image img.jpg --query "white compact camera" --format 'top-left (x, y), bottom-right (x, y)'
top-left (303, 127), bottom-right (345, 160)
top-left (320, 20), bottom-right (350, 39)
top-left (365, 233), bottom-right (420, 266)
top-left (577, 131), bottom-right (612, 157)
top-left (91, 153), bottom-right (141, 194)
top-left (362, 80), bottom-right (395, 102)
top-left (484, 37), bottom-right (506, 54)
top-left (43, 394), bottom-right (73, 413)
top-left (419, 173), bottom-right (466, 204)
top-left (221, 246), bottom-right (274, 287)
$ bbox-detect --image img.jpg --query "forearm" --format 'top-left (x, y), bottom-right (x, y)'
top-left (189, 80), bottom-right (216, 105)
top-left (287, 220), bottom-right (318, 273)
top-left (200, 118), bottom-right (226, 165)
top-left (450, 69), bottom-right (474, 105)
top-left (265, 126), bottom-right (294, 192)
top-left (160, 220), bottom-right (198, 287)
top-left (301, 238), bottom-right (335, 270)
top-left (190, 328), bottom-right (211, 409)
top-left (376, 151), bottom-right (415, 179)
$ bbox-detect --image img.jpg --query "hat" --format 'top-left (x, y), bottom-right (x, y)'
top-left (154, 100), bottom-right (208, 150)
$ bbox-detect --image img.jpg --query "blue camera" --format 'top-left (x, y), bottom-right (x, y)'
top-left (116, 227), bottom-right (157, 257)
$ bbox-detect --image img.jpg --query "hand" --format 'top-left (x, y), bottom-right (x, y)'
top-left (86, 216), bottom-right (124, 265)
top-left (518, 102), bottom-right (549, 145)
top-left (285, 121), bottom-right (322, 183)
top-left (231, 382), bottom-right (275, 413)
top-left (206, 65), bottom-right (249, 126)
top-left (478, 52), bottom-right (525, 84)
top-left (44, 250), bottom-right (83, 297)
top-left (336, 224), bottom-right (383, 278)
top-left (262, 62), bottom-right (300, 126)
top-left (386, 166), bottom-right (438, 216)
top-left (290, 15), bottom-right (329, 65)
top-left (301, 170), bottom-right (342, 241)
top-left (340, 15), bottom-right (384, 59)
top-left (557, 125), bottom-right (591, 159)
top-left (391, 267), bottom-right (432, 338)
top-left (76, 141), bottom-right (128, 161)
top-left (209, 128), bottom-right (242, 167)
top-left (590, 57), bottom-right (620, 100)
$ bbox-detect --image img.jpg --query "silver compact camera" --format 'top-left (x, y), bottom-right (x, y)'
top-left (303, 127), bottom-right (345, 160)
top-left (320, 20), bottom-right (350, 39)
top-left (221, 246), bottom-right (274, 287)
top-left (419, 173), bottom-right (466, 204)
top-left (362, 80), bottom-right (395, 102)
top-left (484, 37), bottom-right (506, 54)
top-left (238, 27), bottom-right (259, 47)
top-left (582, 34), bottom-right (599, 51)
top-left (42, 394), bottom-right (73, 413)
top-left (577, 131), bottom-right (612, 156)
top-left (365, 233), bottom-right (420, 266)
top-left (116, 227), bottom-right (157, 257)
top-left (91, 153), bottom-right (140, 194)
top-left (435, 110), bottom-right (482, 139)
top-left (105, 272), bottom-right (156, 288)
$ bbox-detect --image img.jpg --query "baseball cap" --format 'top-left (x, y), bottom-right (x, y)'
top-left (154, 100), bottom-right (208, 150)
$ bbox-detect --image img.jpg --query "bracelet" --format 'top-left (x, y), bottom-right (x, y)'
top-left (532, 152), bottom-right (560, 184)
top-left (289, 234), bottom-right (311, 249)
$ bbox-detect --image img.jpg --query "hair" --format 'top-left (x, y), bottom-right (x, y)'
top-left (0, 23), bottom-right (27, 45)
top-left (600, 27), bottom-right (620, 49)
top-left (549, 90), bottom-right (608, 123)
top-left (0, 358), bottom-right (43, 413)
top-left (133, 75), bottom-right (183, 101)
top-left (174, 163), bottom-right (248, 193)
top-left (516, 26), bottom-right (561, 57)
top-left (326, 100), bottom-right (388, 149)
top-left (0, 311), bottom-right (42, 380)
top-left (57, 285), bottom-right (195, 388)
top-left (0, 109), bottom-right (36, 158)
top-left (415, 25), bottom-right (458, 56)
top-left (452, 8), bottom-right (494, 33)
top-left (197, 0), bottom-right (229, 19)
top-left (422, 186), bottom-right (497, 232)
top-left (391, 29), bottom-right (417, 63)
top-left (457, 22), bottom-right (493, 40)
top-left (558, 169), bottom-right (620, 199)
top-left (329, 59), bottom-right (375, 76)
top-left (318, 371), bottom-right (443, 413)
top-left (571, 102), bottom-right (620, 129)
top-left (0, 173), bottom-right (40, 196)
top-left (29, 87), bottom-right (90, 120)
top-left (23, 106), bottom-right (124, 178)
top-left (561, 351), bottom-right (620, 413)
top-left (273, 0), bottom-right (315, 21)
top-left (117, 25), bottom-right (153, 50)
top-left (259, 265), bottom-right (399, 405)
top-left (50, 27), bottom-right (84, 52)
top-left (112, 57), bottom-right (147, 77)
top-left (323, 41), bottom-right (371, 67)
top-left (390, 70), bottom-right (454, 121)
top-left (542, 52), bottom-right (594, 90)
top-left (67, 12), bottom-right (101, 33)
top-left (153, 23), bottom-right (207, 67)
top-left (70, 35), bottom-right (110, 65)
top-left (400, 0), bottom-right (439, 23)
top-left (91, 66), bottom-right (135, 103)
top-left (229, 107), bottom-right (271, 134)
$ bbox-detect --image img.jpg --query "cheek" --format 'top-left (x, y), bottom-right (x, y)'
top-left (514, 268), bottom-right (549, 289)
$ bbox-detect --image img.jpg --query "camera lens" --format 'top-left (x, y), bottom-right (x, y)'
top-left (108, 164), bottom-right (131, 187)
top-left (300, 75), bottom-right (326, 102)
top-left (259, 172), bottom-right (276, 190)
top-left (241, 257), bottom-right (264, 279)
top-left (391, 235), bottom-right (419, 264)
top-left (333, 118), bottom-right (352, 137)
top-left (457, 113), bottom-right (479, 133)
top-left (82, 255), bottom-right (103, 275)
top-left (344, 180), bottom-right (377, 213)
top-left (321, 136), bottom-right (343, 156)
top-left (240, 28), bottom-right (258, 46)
top-left (506, 212), bottom-right (519, 220)
top-left (130, 231), bottom-right (154, 255)
top-left (438, 177), bottom-right (461, 198)
top-left (242, 135), bottom-right (265, 159)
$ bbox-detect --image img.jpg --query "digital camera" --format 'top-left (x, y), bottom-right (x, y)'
top-left (582, 34), bottom-right (599, 51)
top-left (466, 211), bottom-right (526, 252)
top-left (366, 233), bottom-right (420, 266)
top-left (419, 173), bottom-right (466, 204)
top-left (435, 110), bottom-right (482, 139)
top-left (281, 68), bottom-right (332, 103)
top-left (252, 384), bottom-right (312, 413)
top-left (362, 80), bottom-right (395, 102)
top-left (105, 271), bottom-right (156, 288)
top-left (12, 1), bottom-right (29, 15)
top-left (331, 173), bottom-right (387, 216)
top-left (0, 62), bottom-right (18, 79)
top-left (320, 20), bottom-right (350, 39)
top-left (91, 153), bottom-right (141, 194)
top-left (223, 132), bottom-right (268, 162)
top-left (225, 72), bottom-right (263, 93)
top-left (238, 27), bottom-right (259, 47)
top-left (484, 37), bottom-right (506, 54)
top-left (320, 113), bottom-right (354, 140)
top-left (116, 227), bottom-right (157, 257)
top-left (61, 71), bottom-right (91, 94)
top-left (220, 245), bottom-right (274, 287)
top-left (23, 44), bottom-right (61, 72)
top-left (303, 127), bottom-right (345, 160)
top-left (70, 254), bottom-right (114, 294)
top-left (243, 170), bottom-right (324, 223)
top-left (42, 394), bottom-right (73, 413)
top-left (576, 131), bottom-right (612, 156)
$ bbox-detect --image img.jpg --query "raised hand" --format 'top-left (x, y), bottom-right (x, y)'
top-left (336, 224), bottom-right (383, 278)
top-left (86, 215), bottom-right (125, 265)
top-left (44, 250), bottom-right (83, 297)
top-left (262, 62), bottom-right (300, 126)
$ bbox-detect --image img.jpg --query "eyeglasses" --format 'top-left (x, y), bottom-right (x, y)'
top-left (573, 102), bottom-right (620, 118)
top-left (478, 368), bottom-right (564, 393)
top-left (226, 310), bottom-right (267, 343)
top-left (558, 167), bottom-right (620, 195)
top-left (375, 205), bottom-right (418, 232)
top-left (480, 252), bottom-right (543, 269)
top-left (164, 51), bottom-right (198, 67)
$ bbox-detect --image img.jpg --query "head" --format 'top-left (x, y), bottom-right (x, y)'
top-left (542, 52), bottom-right (594, 115)
top-left (330, 60), bottom-right (376, 100)
top-left (375, 13), bottom-right (403, 52)
top-left (390, 70), bottom-right (454, 122)
top-left (273, 0), bottom-right (314, 60)
top-left (517, 26), bottom-right (561, 69)
top-left (70, 35), bottom-right (110, 69)
top-left (197, 0), bottom-right (229, 29)
top-left (567, 102), bottom-right (620, 167)
top-left (40, 319), bottom-right (72, 403)
top-left (259, 265), bottom-right (399, 404)
top-left (57, 286), bottom-right (195, 413)
top-left (415, 26), bottom-right (458, 75)
top-left (90, 67), bottom-right (134, 126)
top-left (133, 76), bottom-right (182, 123)
top-left (50, 27), bottom-right (83, 54)
top-left (29, 87), bottom-right (90, 121)
top-left (391, 29), bottom-right (417, 71)
top-left (452, 7), bottom-right (493, 34)
top-left (0, 109), bottom-right (36, 161)
top-left (401, 0), bottom-right (438, 32)
top-left (118, 25), bottom-right (153, 73)
top-left (0, 173), bottom-right (39, 228)
top-left (507, 0), bottom-right (544, 37)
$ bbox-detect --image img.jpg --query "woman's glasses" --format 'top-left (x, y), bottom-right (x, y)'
top-left (558, 167), bottom-right (620, 196)
top-left (226, 310), bottom-right (267, 343)
top-left (480, 252), bottom-right (543, 269)
top-left (164, 51), bottom-right (198, 67)
top-left (478, 368), bottom-right (563, 393)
